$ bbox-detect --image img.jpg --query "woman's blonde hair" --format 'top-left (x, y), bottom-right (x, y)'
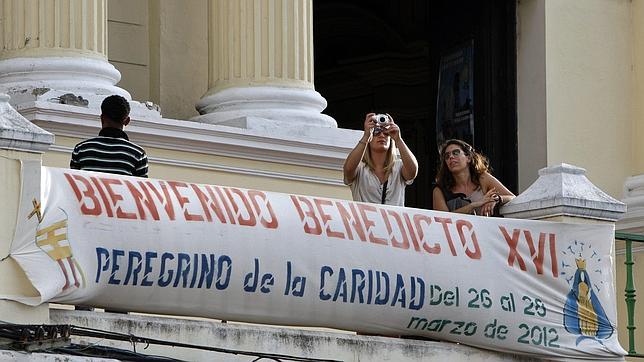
top-left (435, 139), bottom-right (490, 190)
top-left (363, 138), bottom-right (397, 177)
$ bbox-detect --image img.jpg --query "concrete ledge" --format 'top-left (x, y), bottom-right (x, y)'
top-left (502, 163), bottom-right (626, 221)
top-left (0, 350), bottom-right (117, 362)
top-left (20, 101), bottom-right (361, 171)
top-left (0, 94), bottom-right (53, 153)
top-left (50, 309), bottom-right (541, 362)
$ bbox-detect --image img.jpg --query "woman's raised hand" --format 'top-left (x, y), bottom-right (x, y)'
top-left (363, 113), bottom-right (376, 141)
top-left (383, 114), bottom-right (401, 142)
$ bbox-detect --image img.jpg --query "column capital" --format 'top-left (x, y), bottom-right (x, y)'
top-left (0, 94), bottom-right (53, 153)
top-left (502, 163), bottom-right (626, 222)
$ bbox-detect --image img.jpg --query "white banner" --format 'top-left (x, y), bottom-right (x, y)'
top-left (4, 165), bottom-right (626, 359)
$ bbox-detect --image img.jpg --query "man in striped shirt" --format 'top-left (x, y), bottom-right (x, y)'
top-left (70, 95), bottom-right (148, 177)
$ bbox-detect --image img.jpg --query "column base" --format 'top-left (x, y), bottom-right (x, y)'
top-left (194, 86), bottom-right (337, 128)
top-left (0, 57), bottom-right (161, 119)
top-left (0, 57), bottom-right (128, 104)
top-left (617, 174), bottom-right (644, 233)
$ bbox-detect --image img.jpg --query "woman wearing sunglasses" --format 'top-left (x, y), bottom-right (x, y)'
top-left (433, 139), bottom-right (514, 216)
top-left (343, 113), bottom-right (418, 206)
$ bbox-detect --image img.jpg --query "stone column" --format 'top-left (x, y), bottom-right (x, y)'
top-left (618, 0), bottom-right (644, 234)
top-left (0, 93), bottom-right (53, 323)
top-left (516, 1), bottom-right (631, 196)
top-left (195, 0), bottom-right (336, 128)
top-left (0, 0), bottom-right (129, 107)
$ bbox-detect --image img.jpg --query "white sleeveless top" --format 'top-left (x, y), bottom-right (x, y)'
top-left (344, 159), bottom-right (414, 206)
top-left (444, 186), bottom-right (485, 214)
top-left (467, 188), bottom-right (485, 215)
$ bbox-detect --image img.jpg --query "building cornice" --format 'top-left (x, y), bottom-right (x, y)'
top-left (18, 101), bottom-right (360, 171)
top-left (48, 144), bottom-right (344, 186)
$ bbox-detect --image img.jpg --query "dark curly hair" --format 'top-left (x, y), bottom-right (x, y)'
top-left (435, 139), bottom-right (490, 190)
top-left (101, 95), bottom-right (130, 124)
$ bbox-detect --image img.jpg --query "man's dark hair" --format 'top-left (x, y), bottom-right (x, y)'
top-left (101, 95), bottom-right (130, 124)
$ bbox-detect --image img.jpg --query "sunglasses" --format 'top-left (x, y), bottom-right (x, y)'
top-left (443, 148), bottom-right (465, 160)
top-left (373, 127), bottom-right (388, 136)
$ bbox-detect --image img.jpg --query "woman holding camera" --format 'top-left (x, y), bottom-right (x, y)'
top-left (433, 139), bottom-right (514, 216)
top-left (343, 113), bottom-right (418, 206)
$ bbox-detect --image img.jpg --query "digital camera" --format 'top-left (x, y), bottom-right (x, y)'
top-left (373, 114), bottom-right (390, 125)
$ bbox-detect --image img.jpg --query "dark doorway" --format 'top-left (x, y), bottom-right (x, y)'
top-left (314, 0), bottom-right (517, 209)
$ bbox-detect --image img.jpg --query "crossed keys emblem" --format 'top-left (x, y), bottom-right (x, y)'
top-left (28, 198), bottom-right (82, 290)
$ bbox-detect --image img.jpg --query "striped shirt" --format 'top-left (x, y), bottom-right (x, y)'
top-left (70, 127), bottom-right (148, 177)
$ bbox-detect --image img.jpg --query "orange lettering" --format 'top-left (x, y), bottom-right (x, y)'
top-left (358, 203), bottom-right (387, 246)
top-left (213, 186), bottom-right (236, 224)
top-left (290, 195), bottom-right (321, 235)
top-left (101, 178), bottom-right (136, 219)
top-left (315, 198), bottom-right (344, 239)
top-left (336, 201), bottom-right (366, 241)
top-left (144, 181), bottom-right (176, 220)
top-left (456, 220), bottom-right (480, 259)
top-left (414, 214), bottom-right (440, 254)
top-left (434, 217), bottom-right (457, 256)
top-left (549, 234), bottom-right (558, 277)
top-left (248, 190), bottom-right (278, 229)
top-left (168, 181), bottom-right (203, 222)
top-left (191, 184), bottom-right (225, 223)
top-left (227, 188), bottom-right (256, 227)
top-left (382, 209), bottom-right (409, 249)
top-left (64, 173), bottom-right (102, 216)
top-left (404, 212), bottom-right (422, 252)
top-left (499, 226), bottom-right (526, 271)
top-left (124, 180), bottom-right (160, 221)
top-left (90, 176), bottom-right (113, 217)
